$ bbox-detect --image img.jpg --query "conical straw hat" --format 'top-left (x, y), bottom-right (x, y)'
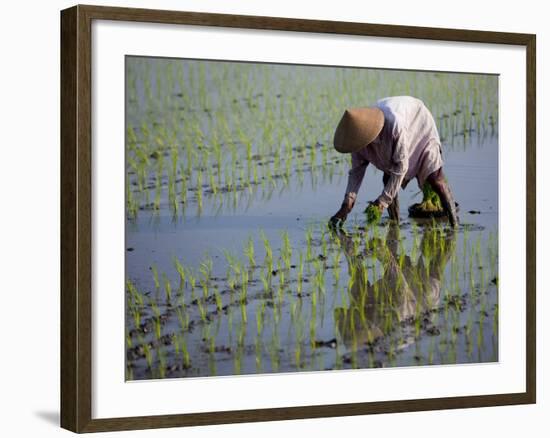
top-left (333, 107), bottom-right (384, 153)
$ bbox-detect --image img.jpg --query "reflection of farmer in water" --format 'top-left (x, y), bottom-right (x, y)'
top-left (332, 224), bottom-right (456, 348)
top-left (329, 96), bottom-right (459, 228)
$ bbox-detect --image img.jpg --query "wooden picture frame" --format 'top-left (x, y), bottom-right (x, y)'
top-left (60, 4), bottom-right (536, 433)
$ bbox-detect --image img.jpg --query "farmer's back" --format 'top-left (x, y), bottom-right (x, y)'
top-left (355, 96), bottom-right (442, 188)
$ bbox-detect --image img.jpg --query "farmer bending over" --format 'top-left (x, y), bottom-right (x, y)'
top-left (329, 96), bottom-right (458, 227)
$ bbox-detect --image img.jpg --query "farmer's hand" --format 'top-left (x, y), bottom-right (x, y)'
top-left (329, 198), bottom-right (354, 229)
top-left (370, 199), bottom-right (384, 212)
top-left (329, 204), bottom-right (348, 228)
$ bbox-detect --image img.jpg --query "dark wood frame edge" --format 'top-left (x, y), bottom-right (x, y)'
top-left (60, 4), bottom-right (536, 433)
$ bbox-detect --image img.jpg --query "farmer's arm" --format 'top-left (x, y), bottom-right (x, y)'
top-left (376, 133), bottom-right (408, 209)
top-left (344, 153), bottom-right (369, 209)
top-left (330, 153), bottom-right (368, 227)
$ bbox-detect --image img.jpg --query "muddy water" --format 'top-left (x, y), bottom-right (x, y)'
top-left (125, 131), bottom-right (498, 380)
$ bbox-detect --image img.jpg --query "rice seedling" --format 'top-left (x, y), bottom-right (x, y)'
top-left (200, 279), bottom-right (209, 302)
top-left (126, 178), bottom-right (138, 218)
top-left (196, 159), bottom-right (206, 190)
top-left (125, 328), bottom-right (133, 349)
top-left (179, 334), bottom-right (191, 369)
top-left (137, 335), bottom-right (154, 370)
top-left (173, 256), bottom-right (186, 292)
top-left (260, 231), bottom-right (274, 273)
top-left (199, 254), bottom-right (213, 284)
top-left (151, 264), bottom-right (160, 289)
top-left (161, 273), bottom-right (173, 303)
top-left (126, 279), bottom-right (143, 306)
top-left (157, 346), bottom-right (167, 379)
top-left (256, 303), bottom-right (266, 337)
top-left (153, 177), bottom-right (162, 212)
top-left (187, 268), bottom-right (197, 301)
top-left (126, 365), bottom-right (134, 381)
top-left (175, 305), bottom-right (189, 332)
top-left (314, 258), bottom-right (326, 295)
top-left (365, 205), bottom-right (382, 225)
top-left (320, 231), bottom-right (328, 259)
top-left (150, 300), bottom-right (162, 340)
top-left (244, 236), bottom-right (256, 267)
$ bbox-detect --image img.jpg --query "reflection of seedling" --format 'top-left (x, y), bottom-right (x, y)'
top-left (294, 316), bottom-right (306, 368)
top-left (168, 175), bottom-right (178, 213)
top-left (332, 251), bottom-right (342, 285)
top-left (278, 260), bottom-right (286, 289)
top-left (281, 231), bottom-right (292, 270)
top-left (139, 335), bottom-right (153, 370)
top-left (256, 304), bottom-right (266, 336)
top-left (240, 299), bottom-right (247, 324)
top-left (197, 300), bottom-right (207, 323)
top-left (352, 234), bottom-right (361, 256)
top-left (305, 226), bottom-right (313, 261)
top-left (240, 270), bottom-right (249, 304)
top-left (321, 232), bottom-right (328, 258)
top-left (297, 252), bottom-right (304, 295)
top-left (150, 301), bottom-right (162, 340)
top-left (214, 286), bottom-right (223, 312)
top-left (360, 260), bottom-right (369, 292)
top-left (179, 164), bottom-right (187, 204)
top-left (153, 174), bottom-right (161, 211)
top-left (196, 169), bottom-right (203, 210)
top-left (254, 338), bottom-right (263, 372)
top-left (158, 347), bottom-right (167, 378)
top-left (253, 166), bottom-right (259, 185)
top-left (126, 178), bottom-right (138, 218)
top-left (348, 262), bottom-right (357, 291)
top-left (260, 268), bottom-right (270, 294)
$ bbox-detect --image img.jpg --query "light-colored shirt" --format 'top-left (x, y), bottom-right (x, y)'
top-left (344, 96), bottom-right (443, 209)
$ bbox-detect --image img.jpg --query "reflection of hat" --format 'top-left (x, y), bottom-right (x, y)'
top-left (333, 107), bottom-right (385, 153)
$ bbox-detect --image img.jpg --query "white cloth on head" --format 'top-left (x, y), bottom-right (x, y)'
top-left (344, 96), bottom-right (443, 209)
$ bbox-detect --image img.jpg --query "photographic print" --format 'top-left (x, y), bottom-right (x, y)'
top-left (124, 57), bottom-right (499, 381)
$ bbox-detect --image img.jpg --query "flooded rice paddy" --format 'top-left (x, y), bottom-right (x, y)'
top-left (125, 57), bottom-right (499, 380)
